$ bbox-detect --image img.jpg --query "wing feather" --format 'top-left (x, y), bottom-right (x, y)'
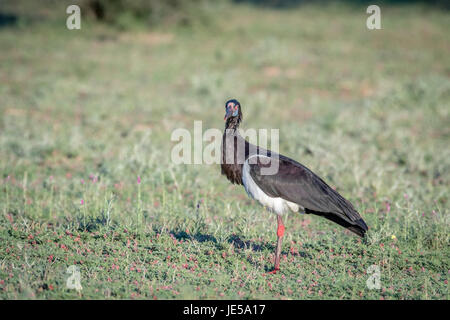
top-left (248, 154), bottom-right (365, 226)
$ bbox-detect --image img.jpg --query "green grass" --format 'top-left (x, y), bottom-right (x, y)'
top-left (0, 2), bottom-right (449, 299)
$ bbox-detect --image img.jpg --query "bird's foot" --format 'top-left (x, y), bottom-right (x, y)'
top-left (266, 267), bottom-right (280, 275)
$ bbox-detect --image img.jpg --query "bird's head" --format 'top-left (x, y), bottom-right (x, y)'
top-left (224, 99), bottom-right (242, 128)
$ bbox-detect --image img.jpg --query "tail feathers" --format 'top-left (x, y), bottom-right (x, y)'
top-left (347, 219), bottom-right (368, 238)
top-left (305, 209), bottom-right (368, 238)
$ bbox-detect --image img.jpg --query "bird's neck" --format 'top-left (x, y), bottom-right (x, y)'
top-left (221, 120), bottom-right (244, 185)
top-left (225, 116), bottom-right (241, 131)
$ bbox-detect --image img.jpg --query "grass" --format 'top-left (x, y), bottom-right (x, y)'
top-left (0, 2), bottom-right (449, 299)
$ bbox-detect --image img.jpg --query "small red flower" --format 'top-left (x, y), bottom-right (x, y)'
top-left (385, 202), bottom-right (391, 213)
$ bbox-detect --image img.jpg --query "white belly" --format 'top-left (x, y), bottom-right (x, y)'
top-left (242, 155), bottom-right (301, 215)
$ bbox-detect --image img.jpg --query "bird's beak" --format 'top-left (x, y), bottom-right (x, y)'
top-left (224, 103), bottom-right (236, 121)
top-left (224, 107), bottom-right (233, 121)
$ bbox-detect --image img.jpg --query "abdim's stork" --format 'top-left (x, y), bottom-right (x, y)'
top-left (221, 99), bottom-right (368, 273)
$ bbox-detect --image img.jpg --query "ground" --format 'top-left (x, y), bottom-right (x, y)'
top-left (0, 2), bottom-right (449, 299)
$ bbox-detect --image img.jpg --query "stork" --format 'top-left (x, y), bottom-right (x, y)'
top-left (220, 99), bottom-right (368, 273)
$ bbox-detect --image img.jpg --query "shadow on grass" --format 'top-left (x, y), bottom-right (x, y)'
top-left (64, 211), bottom-right (111, 233)
top-left (171, 230), bottom-right (218, 244)
top-left (171, 229), bottom-right (280, 253)
top-left (170, 229), bottom-right (314, 261)
top-left (227, 234), bottom-right (270, 252)
top-left (170, 229), bottom-right (272, 251)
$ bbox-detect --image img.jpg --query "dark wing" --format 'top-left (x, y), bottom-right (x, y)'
top-left (248, 154), bottom-right (368, 237)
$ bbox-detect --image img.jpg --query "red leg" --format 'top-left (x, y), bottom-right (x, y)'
top-left (268, 215), bottom-right (284, 274)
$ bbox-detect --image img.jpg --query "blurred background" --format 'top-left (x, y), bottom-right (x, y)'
top-left (0, 0), bottom-right (449, 299)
